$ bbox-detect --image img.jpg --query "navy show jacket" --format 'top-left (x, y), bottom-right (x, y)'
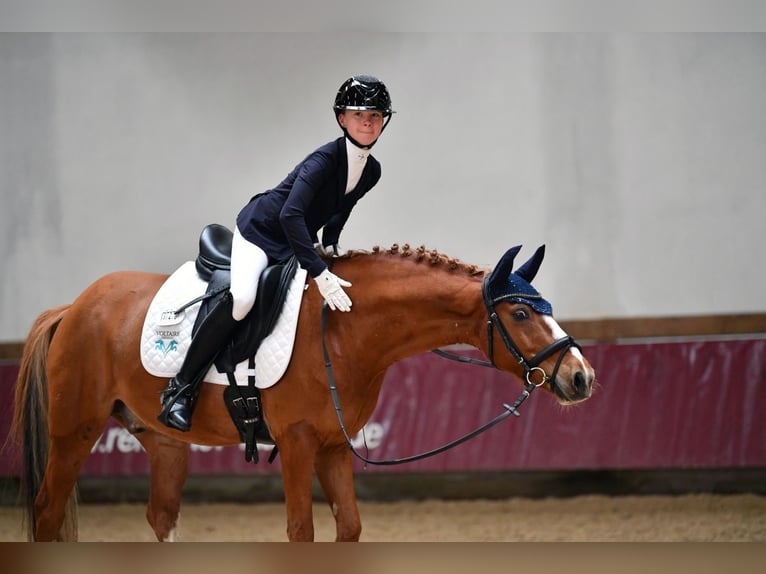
top-left (236, 137), bottom-right (381, 278)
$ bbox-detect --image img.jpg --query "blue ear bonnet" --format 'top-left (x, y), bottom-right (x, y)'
top-left (491, 273), bottom-right (553, 315)
top-left (487, 245), bottom-right (553, 316)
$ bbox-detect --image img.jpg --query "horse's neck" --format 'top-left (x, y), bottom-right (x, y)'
top-left (348, 257), bottom-right (486, 367)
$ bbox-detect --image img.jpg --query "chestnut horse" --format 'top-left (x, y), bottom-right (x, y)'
top-left (10, 243), bottom-right (595, 541)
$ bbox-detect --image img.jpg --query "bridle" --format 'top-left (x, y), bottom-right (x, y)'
top-left (478, 275), bottom-right (580, 388)
top-left (321, 275), bottom-right (582, 466)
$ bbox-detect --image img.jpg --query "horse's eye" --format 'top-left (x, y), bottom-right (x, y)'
top-left (511, 308), bottom-right (529, 322)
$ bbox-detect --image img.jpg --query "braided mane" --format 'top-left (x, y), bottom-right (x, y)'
top-left (344, 243), bottom-right (485, 277)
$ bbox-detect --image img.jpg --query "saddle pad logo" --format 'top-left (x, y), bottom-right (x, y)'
top-left (154, 338), bottom-right (178, 357)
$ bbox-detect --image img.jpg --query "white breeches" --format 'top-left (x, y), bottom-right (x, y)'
top-left (229, 226), bottom-right (269, 321)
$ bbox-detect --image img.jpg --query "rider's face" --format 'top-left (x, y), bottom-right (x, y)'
top-left (338, 110), bottom-right (385, 147)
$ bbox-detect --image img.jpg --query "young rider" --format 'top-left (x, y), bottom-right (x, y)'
top-left (158, 74), bottom-right (394, 432)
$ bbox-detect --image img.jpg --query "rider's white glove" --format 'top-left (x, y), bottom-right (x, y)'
top-left (314, 269), bottom-right (352, 312)
top-left (315, 243), bottom-right (346, 258)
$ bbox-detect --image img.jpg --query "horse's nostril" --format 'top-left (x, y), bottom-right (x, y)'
top-left (573, 370), bottom-right (587, 394)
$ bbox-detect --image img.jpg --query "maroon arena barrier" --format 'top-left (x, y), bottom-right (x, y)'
top-left (1, 337), bottom-right (764, 476)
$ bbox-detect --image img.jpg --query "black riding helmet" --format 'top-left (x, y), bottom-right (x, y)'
top-left (333, 74), bottom-right (394, 149)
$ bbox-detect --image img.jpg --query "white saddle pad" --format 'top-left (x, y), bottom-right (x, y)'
top-left (140, 261), bottom-right (307, 388)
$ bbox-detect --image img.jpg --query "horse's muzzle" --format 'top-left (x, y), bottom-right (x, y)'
top-left (552, 367), bottom-right (594, 404)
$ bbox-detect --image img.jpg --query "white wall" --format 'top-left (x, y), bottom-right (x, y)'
top-left (1, 33), bottom-right (765, 341)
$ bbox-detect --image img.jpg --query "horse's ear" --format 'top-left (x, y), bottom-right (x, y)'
top-left (514, 244), bottom-right (546, 283)
top-left (488, 245), bottom-right (523, 287)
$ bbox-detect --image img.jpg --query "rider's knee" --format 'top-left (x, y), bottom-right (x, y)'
top-left (231, 292), bottom-right (255, 321)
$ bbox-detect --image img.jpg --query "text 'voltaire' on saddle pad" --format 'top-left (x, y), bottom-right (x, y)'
top-left (140, 261), bottom-right (307, 388)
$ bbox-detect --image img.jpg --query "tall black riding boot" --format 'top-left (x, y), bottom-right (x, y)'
top-left (158, 292), bottom-right (237, 432)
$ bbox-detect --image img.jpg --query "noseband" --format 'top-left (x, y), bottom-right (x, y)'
top-left (321, 275), bottom-right (582, 466)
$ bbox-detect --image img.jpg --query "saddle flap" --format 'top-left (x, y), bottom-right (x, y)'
top-left (253, 256), bottom-right (299, 340)
top-left (215, 256), bottom-right (300, 373)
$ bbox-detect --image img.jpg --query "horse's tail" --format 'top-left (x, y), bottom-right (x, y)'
top-left (7, 304), bottom-right (78, 541)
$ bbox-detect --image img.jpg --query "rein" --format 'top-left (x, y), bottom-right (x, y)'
top-left (320, 276), bottom-right (580, 466)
